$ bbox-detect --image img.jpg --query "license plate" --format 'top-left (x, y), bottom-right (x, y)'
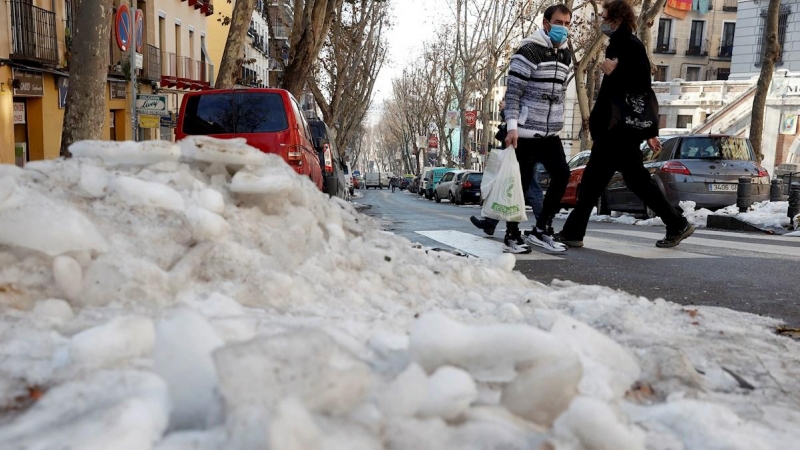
top-left (708, 184), bottom-right (737, 192)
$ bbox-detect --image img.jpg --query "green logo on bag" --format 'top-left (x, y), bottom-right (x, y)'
top-left (503, 179), bottom-right (514, 200)
top-left (491, 202), bottom-right (520, 215)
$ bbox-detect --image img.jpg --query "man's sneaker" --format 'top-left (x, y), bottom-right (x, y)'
top-left (503, 233), bottom-right (531, 254)
top-left (656, 222), bottom-right (695, 248)
top-left (553, 232), bottom-right (584, 248)
top-left (524, 228), bottom-right (567, 252)
top-left (470, 216), bottom-right (496, 236)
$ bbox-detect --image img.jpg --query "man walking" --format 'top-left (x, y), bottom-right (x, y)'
top-left (472, 4), bottom-right (573, 253)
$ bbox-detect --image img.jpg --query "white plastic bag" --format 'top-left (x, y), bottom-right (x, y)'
top-left (481, 148), bottom-right (504, 200)
top-left (481, 146), bottom-right (527, 222)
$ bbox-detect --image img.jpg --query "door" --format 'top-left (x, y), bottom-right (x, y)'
top-left (656, 19), bottom-right (671, 52)
top-left (689, 21), bottom-right (704, 54)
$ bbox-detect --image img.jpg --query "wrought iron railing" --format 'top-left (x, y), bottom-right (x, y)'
top-left (686, 39), bottom-right (709, 56)
top-left (654, 38), bottom-right (677, 54)
top-left (142, 44), bottom-right (161, 81)
top-left (718, 44), bottom-right (734, 58)
top-left (9, 0), bottom-right (59, 64)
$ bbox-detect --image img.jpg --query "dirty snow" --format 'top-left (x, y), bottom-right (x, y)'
top-left (0, 137), bottom-right (798, 450)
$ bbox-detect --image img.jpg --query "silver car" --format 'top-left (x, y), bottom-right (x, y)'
top-left (434, 170), bottom-right (471, 203)
top-left (600, 135), bottom-right (770, 217)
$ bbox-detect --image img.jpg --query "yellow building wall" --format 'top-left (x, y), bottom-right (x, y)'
top-left (206, 0), bottom-right (233, 83)
top-left (0, 66), bottom-right (13, 165)
top-left (24, 74), bottom-right (65, 160)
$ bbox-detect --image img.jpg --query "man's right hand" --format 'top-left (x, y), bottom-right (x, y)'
top-left (505, 129), bottom-right (518, 148)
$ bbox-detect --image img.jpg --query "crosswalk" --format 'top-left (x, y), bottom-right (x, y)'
top-left (415, 228), bottom-right (800, 261)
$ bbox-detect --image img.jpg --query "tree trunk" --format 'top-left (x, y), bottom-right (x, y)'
top-left (283, 0), bottom-right (344, 97)
top-left (574, 37), bottom-right (605, 151)
top-left (215, 0), bottom-right (257, 88)
top-left (749, 0), bottom-right (781, 164)
top-left (60, 0), bottom-right (114, 156)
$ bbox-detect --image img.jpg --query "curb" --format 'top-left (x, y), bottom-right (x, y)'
top-left (706, 215), bottom-right (786, 234)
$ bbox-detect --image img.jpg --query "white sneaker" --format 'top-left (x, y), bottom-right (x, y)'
top-left (503, 234), bottom-right (531, 254)
top-left (524, 228), bottom-right (567, 252)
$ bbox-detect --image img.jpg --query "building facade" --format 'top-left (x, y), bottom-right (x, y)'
top-left (0, 0), bottom-right (212, 164)
top-left (730, 0), bottom-right (799, 79)
top-left (650, 0), bottom-right (738, 82)
top-left (207, 0), bottom-right (272, 88)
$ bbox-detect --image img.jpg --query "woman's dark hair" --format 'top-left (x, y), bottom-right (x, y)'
top-left (603, 0), bottom-right (637, 31)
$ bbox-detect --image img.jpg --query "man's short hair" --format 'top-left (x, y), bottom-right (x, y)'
top-left (544, 4), bottom-right (572, 21)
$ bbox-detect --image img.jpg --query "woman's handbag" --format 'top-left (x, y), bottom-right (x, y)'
top-left (608, 87), bottom-right (659, 139)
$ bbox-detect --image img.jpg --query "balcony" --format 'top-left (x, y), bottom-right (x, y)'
top-left (654, 38), bottom-right (677, 54)
top-left (723, 0), bottom-right (737, 11)
top-left (718, 43), bottom-right (734, 58)
top-left (9, 0), bottom-right (59, 64)
top-left (686, 39), bottom-right (709, 56)
top-left (141, 44), bottom-right (161, 81)
top-left (161, 52), bottom-right (212, 89)
top-left (202, 0), bottom-right (214, 16)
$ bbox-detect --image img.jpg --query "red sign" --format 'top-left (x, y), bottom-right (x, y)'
top-left (115, 5), bottom-right (130, 52)
top-left (428, 134), bottom-right (439, 148)
top-left (465, 110), bottom-right (477, 127)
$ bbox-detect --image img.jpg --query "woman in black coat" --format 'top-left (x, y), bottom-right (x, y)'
top-left (556, 0), bottom-right (694, 249)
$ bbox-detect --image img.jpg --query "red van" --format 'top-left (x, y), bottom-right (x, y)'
top-left (176, 88), bottom-right (323, 190)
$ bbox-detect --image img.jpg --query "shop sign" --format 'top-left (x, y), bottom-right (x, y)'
top-left (13, 102), bottom-right (25, 124)
top-left (110, 81), bottom-right (127, 99)
top-left (12, 69), bottom-right (44, 97)
top-left (136, 94), bottom-right (167, 115)
top-left (139, 114), bottom-right (161, 128)
top-left (160, 113), bottom-right (177, 128)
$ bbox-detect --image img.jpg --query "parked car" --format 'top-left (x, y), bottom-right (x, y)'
top-left (434, 170), bottom-right (473, 203)
top-left (177, 88), bottom-right (323, 190)
top-left (352, 176), bottom-right (360, 190)
top-left (364, 172), bottom-right (382, 189)
top-left (308, 119), bottom-right (347, 199)
top-left (530, 152), bottom-right (591, 208)
top-left (453, 172), bottom-right (483, 205)
top-left (420, 168), bottom-right (433, 196)
top-left (401, 174), bottom-right (414, 190)
top-left (423, 167), bottom-right (451, 200)
top-left (601, 135), bottom-right (770, 216)
top-left (344, 162), bottom-right (355, 196)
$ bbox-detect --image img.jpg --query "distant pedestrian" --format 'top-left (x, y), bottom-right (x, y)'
top-left (555, 0), bottom-right (694, 248)
top-left (390, 176), bottom-right (398, 192)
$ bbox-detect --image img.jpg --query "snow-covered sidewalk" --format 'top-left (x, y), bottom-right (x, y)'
top-left (0, 138), bottom-right (798, 450)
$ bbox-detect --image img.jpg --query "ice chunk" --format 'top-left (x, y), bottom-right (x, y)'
top-left (31, 299), bottom-right (74, 321)
top-left (500, 352), bottom-right (582, 426)
top-left (0, 198), bottom-right (108, 256)
top-left (197, 188), bottom-right (225, 215)
top-left (79, 254), bottom-right (171, 307)
top-left (0, 370), bottom-right (169, 450)
top-left (69, 316), bottom-right (156, 367)
top-left (553, 396), bottom-right (646, 450)
top-left (186, 206), bottom-right (230, 241)
top-left (409, 313), bottom-right (573, 382)
top-left (230, 170), bottom-right (295, 195)
top-left (153, 309), bottom-right (224, 431)
top-left (490, 253), bottom-right (516, 272)
top-left (269, 398), bottom-right (323, 450)
top-left (0, 176), bottom-right (18, 207)
top-left (418, 366), bottom-right (477, 420)
top-left (182, 292), bottom-right (245, 318)
top-left (79, 164), bottom-right (110, 197)
top-left (179, 136), bottom-right (270, 166)
top-left (154, 429), bottom-right (226, 450)
top-left (111, 176), bottom-right (186, 212)
top-left (53, 255), bottom-right (83, 300)
top-left (70, 140), bottom-right (180, 166)
top-left (547, 313), bottom-right (641, 400)
top-left (215, 331), bottom-right (371, 449)
top-left (378, 363), bottom-right (428, 417)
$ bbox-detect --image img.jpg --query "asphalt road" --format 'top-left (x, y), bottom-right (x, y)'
top-left (355, 187), bottom-right (800, 327)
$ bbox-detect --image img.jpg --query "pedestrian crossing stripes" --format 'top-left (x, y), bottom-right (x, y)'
top-left (415, 229), bottom-right (800, 260)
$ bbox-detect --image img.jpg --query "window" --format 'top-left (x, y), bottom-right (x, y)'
top-left (655, 19), bottom-right (673, 53)
top-left (182, 93), bottom-right (289, 135)
top-left (659, 114), bottom-right (668, 129)
top-left (175, 24), bottom-right (182, 57)
top-left (686, 66), bottom-right (701, 81)
top-left (676, 115), bottom-right (693, 129)
top-left (678, 137), bottom-right (754, 161)
top-left (688, 21), bottom-right (706, 55)
top-left (720, 23), bottom-right (735, 57)
top-left (755, 5), bottom-right (790, 65)
top-left (654, 65), bottom-right (668, 82)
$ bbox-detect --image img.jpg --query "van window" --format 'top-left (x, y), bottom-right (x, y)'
top-left (182, 93), bottom-right (288, 135)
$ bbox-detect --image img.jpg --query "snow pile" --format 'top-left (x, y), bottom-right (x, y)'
top-left (0, 137), bottom-right (799, 450)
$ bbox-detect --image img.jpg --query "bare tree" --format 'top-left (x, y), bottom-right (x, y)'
top-left (308, 0), bottom-right (388, 157)
top-left (749, 0), bottom-right (781, 163)
top-left (60, 0), bottom-right (114, 156)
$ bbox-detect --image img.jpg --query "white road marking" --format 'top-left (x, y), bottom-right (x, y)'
top-left (583, 237), bottom-right (714, 259)
top-left (594, 229), bottom-right (800, 257)
top-left (416, 230), bottom-right (562, 261)
top-left (694, 228), bottom-right (800, 243)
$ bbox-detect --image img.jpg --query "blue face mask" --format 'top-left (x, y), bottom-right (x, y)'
top-left (600, 23), bottom-right (616, 37)
top-left (548, 24), bottom-right (569, 45)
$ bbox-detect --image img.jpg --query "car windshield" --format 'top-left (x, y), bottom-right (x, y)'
top-left (182, 93), bottom-right (289, 135)
top-left (677, 137), bottom-right (754, 161)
